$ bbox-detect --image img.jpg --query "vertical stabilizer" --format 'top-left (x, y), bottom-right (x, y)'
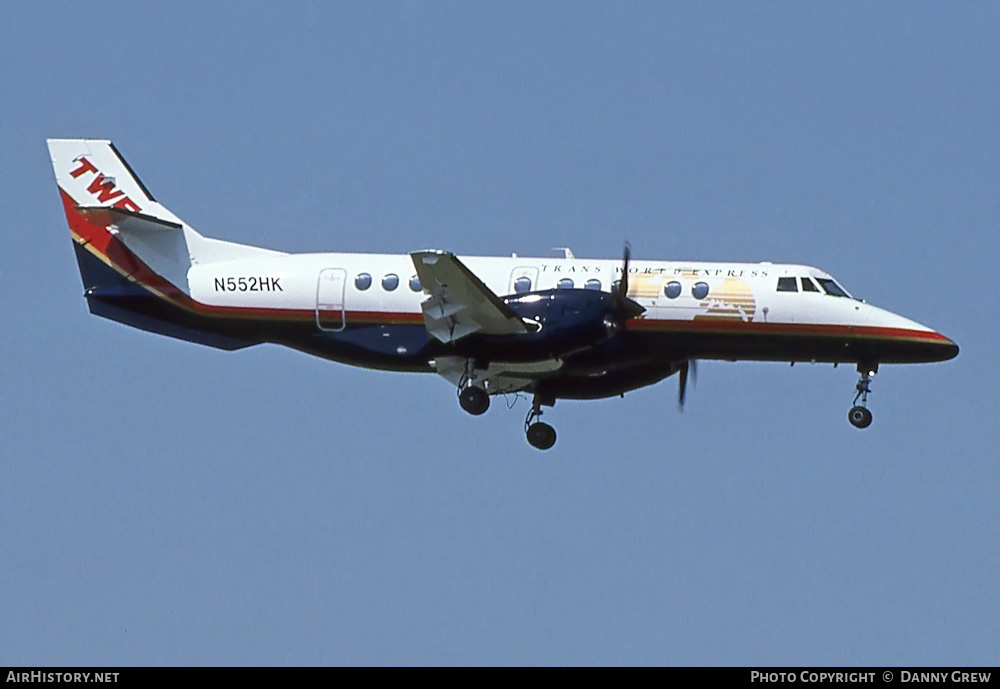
top-left (48, 139), bottom-right (263, 350)
top-left (48, 139), bottom-right (197, 292)
top-left (48, 139), bottom-right (285, 295)
top-left (48, 139), bottom-right (183, 225)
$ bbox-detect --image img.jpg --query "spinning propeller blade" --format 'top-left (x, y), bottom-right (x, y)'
top-left (678, 359), bottom-right (698, 409)
top-left (610, 242), bottom-right (645, 323)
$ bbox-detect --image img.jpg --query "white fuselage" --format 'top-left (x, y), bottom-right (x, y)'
top-left (186, 252), bottom-right (929, 337)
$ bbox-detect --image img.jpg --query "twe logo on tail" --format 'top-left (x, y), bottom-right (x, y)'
top-left (69, 156), bottom-right (142, 212)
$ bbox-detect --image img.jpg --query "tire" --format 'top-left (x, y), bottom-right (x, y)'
top-left (459, 386), bottom-right (489, 415)
top-left (526, 422), bottom-right (557, 450)
top-left (848, 406), bottom-right (873, 429)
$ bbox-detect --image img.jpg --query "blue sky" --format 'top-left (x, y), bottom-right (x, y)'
top-left (1, 2), bottom-right (997, 665)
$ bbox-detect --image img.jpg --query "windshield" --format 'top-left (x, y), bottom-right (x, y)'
top-left (816, 278), bottom-right (852, 298)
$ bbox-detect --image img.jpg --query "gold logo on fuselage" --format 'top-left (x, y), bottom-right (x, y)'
top-left (627, 274), bottom-right (757, 322)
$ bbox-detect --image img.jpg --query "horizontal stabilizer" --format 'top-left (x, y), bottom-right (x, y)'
top-left (77, 205), bottom-right (183, 232)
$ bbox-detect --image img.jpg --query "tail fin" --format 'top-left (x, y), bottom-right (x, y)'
top-left (49, 139), bottom-right (284, 292)
top-left (48, 139), bottom-right (182, 225)
top-left (48, 139), bottom-right (265, 350)
top-left (48, 138), bottom-right (198, 293)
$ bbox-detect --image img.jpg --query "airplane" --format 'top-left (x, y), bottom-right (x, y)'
top-left (48, 138), bottom-right (959, 449)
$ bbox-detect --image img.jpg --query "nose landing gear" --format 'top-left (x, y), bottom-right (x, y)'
top-left (848, 404), bottom-right (873, 429)
top-left (848, 364), bottom-right (877, 429)
top-left (525, 396), bottom-right (556, 450)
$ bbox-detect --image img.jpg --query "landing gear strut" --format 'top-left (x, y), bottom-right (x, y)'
top-left (525, 396), bottom-right (556, 450)
top-left (458, 359), bottom-right (489, 415)
top-left (848, 364), bottom-right (876, 429)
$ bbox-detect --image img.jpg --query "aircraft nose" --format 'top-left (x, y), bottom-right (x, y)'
top-left (936, 334), bottom-right (960, 361)
top-left (862, 304), bottom-right (959, 363)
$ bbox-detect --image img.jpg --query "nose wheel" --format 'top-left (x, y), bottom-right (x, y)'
top-left (848, 364), bottom-right (876, 429)
top-left (525, 397), bottom-right (557, 450)
top-left (848, 405), bottom-right (873, 429)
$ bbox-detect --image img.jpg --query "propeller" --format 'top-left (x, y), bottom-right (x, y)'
top-left (609, 243), bottom-right (645, 326)
top-left (677, 359), bottom-right (698, 409)
top-left (609, 243), bottom-right (694, 408)
top-left (612, 242), bottom-right (631, 304)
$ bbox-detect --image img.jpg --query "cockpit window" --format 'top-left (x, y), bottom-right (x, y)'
top-left (777, 277), bottom-right (797, 292)
top-left (816, 278), bottom-right (851, 298)
top-left (801, 277), bottom-right (820, 292)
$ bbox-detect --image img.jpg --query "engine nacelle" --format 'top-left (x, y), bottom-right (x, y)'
top-left (506, 289), bottom-right (620, 338)
top-left (448, 289), bottom-right (632, 363)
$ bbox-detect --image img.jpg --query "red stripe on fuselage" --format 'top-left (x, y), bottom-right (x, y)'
top-left (628, 316), bottom-right (951, 344)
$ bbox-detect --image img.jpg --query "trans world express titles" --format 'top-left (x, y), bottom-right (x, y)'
top-left (539, 264), bottom-right (771, 278)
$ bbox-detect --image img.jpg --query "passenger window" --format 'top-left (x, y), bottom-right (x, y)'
top-left (355, 273), bottom-right (372, 291)
top-left (664, 281), bottom-right (682, 299)
top-left (801, 277), bottom-right (820, 292)
top-left (585, 279), bottom-right (602, 291)
top-left (409, 275), bottom-right (421, 292)
top-left (382, 274), bottom-right (399, 291)
top-left (514, 276), bottom-right (532, 294)
top-left (776, 277), bottom-right (797, 292)
top-left (692, 282), bottom-right (709, 299)
top-left (557, 278), bottom-right (574, 289)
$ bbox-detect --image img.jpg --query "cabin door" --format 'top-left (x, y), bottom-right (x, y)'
top-left (316, 268), bottom-right (347, 331)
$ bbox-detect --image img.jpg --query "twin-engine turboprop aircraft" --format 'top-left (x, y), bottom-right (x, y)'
top-left (49, 139), bottom-right (958, 449)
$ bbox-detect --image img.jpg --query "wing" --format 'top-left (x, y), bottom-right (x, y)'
top-left (410, 250), bottom-right (528, 343)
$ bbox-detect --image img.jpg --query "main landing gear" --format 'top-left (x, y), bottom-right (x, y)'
top-left (459, 386), bottom-right (489, 415)
top-left (457, 359), bottom-right (489, 416)
top-left (455, 359), bottom-right (557, 450)
top-left (848, 364), bottom-right (877, 429)
top-left (525, 396), bottom-right (556, 450)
